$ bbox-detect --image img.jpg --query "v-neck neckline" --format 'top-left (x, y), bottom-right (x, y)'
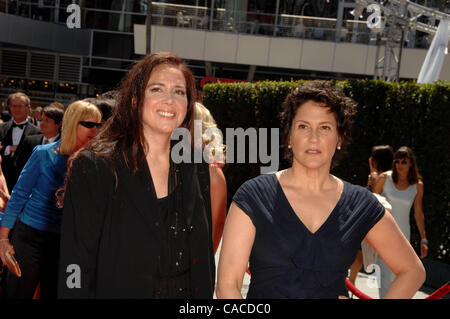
top-left (388, 173), bottom-right (414, 192)
top-left (273, 173), bottom-right (346, 236)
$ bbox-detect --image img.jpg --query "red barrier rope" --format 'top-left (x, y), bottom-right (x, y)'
top-left (424, 282), bottom-right (449, 299)
top-left (345, 279), bottom-right (372, 299)
top-left (247, 266), bottom-right (448, 299)
top-left (345, 278), bottom-right (450, 299)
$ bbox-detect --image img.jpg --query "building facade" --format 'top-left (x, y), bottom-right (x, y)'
top-left (0, 0), bottom-right (449, 107)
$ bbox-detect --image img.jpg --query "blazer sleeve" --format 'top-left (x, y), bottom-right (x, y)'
top-left (58, 151), bottom-right (113, 298)
top-left (0, 146), bottom-right (42, 229)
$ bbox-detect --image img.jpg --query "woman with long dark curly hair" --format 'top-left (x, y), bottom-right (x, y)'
top-left (58, 52), bottom-right (216, 298)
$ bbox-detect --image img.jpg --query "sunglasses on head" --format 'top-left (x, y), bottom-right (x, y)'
top-left (79, 121), bottom-right (102, 129)
top-left (394, 159), bottom-right (409, 165)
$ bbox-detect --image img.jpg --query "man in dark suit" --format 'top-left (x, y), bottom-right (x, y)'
top-left (0, 92), bottom-right (40, 191)
top-left (14, 105), bottom-right (64, 173)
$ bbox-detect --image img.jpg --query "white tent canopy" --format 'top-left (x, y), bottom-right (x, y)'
top-left (417, 19), bottom-right (450, 83)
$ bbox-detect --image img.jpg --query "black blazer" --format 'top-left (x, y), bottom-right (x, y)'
top-left (0, 121), bottom-right (41, 190)
top-left (14, 134), bottom-right (61, 173)
top-left (58, 151), bottom-right (215, 299)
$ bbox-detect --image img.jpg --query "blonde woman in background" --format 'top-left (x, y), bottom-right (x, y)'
top-left (0, 100), bottom-right (101, 299)
top-left (192, 102), bottom-right (227, 253)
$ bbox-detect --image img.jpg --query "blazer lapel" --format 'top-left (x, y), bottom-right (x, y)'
top-left (180, 162), bottom-right (196, 228)
top-left (181, 162), bottom-right (216, 298)
top-left (18, 122), bottom-right (33, 145)
top-left (118, 159), bottom-right (162, 237)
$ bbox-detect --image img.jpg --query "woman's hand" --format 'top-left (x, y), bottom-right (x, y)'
top-left (0, 226), bottom-right (13, 266)
top-left (0, 238), bottom-right (14, 266)
top-left (420, 242), bottom-right (428, 259)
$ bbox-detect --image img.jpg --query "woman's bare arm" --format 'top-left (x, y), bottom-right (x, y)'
top-left (365, 210), bottom-right (426, 298)
top-left (216, 203), bottom-right (255, 299)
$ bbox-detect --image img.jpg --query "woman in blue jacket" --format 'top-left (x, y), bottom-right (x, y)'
top-left (0, 100), bottom-right (101, 299)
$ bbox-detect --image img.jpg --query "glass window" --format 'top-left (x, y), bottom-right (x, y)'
top-left (92, 32), bottom-right (135, 59)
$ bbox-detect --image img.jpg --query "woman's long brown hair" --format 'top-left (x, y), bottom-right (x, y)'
top-left (57, 52), bottom-right (197, 207)
top-left (392, 146), bottom-right (422, 185)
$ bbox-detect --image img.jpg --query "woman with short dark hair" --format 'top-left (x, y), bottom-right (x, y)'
top-left (217, 81), bottom-right (425, 299)
top-left (367, 144), bottom-right (394, 190)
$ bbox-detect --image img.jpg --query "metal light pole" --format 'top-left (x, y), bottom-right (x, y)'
top-left (146, 0), bottom-right (152, 54)
top-left (356, 0), bottom-right (450, 81)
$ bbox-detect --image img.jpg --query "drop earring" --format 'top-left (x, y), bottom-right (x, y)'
top-left (288, 144), bottom-right (292, 149)
top-left (337, 145), bottom-right (341, 150)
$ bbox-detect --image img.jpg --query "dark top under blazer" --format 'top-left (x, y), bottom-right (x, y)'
top-left (233, 174), bottom-right (385, 299)
top-left (58, 150), bottom-right (215, 299)
top-left (0, 121), bottom-right (41, 190)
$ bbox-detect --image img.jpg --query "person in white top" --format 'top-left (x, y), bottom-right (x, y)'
top-left (373, 146), bottom-right (428, 298)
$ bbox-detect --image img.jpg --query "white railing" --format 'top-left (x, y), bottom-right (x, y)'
top-left (0, 1), bottom-right (433, 48)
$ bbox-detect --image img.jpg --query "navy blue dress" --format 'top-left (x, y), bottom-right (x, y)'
top-left (233, 174), bottom-right (385, 299)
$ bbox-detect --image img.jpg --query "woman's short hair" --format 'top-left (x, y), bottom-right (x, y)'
top-left (42, 105), bottom-right (64, 125)
top-left (392, 146), bottom-right (421, 185)
top-left (47, 101), bottom-right (65, 111)
top-left (371, 145), bottom-right (394, 173)
top-left (59, 100), bottom-right (101, 155)
top-left (191, 102), bottom-right (226, 165)
top-left (280, 81), bottom-right (357, 163)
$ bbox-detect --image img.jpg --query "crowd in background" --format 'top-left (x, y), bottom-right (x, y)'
top-left (0, 51), bottom-right (428, 299)
top-left (0, 91), bottom-right (116, 298)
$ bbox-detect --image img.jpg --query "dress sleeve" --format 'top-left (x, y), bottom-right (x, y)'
top-left (360, 188), bottom-right (386, 236)
top-left (0, 146), bottom-right (42, 229)
top-left (58, 151), bottom-right (112, 298)
top-left (232, 179), bottom-right (258, 225)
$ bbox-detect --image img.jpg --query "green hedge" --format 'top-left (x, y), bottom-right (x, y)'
top-left (202, 79), bottom-right (450, 264)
